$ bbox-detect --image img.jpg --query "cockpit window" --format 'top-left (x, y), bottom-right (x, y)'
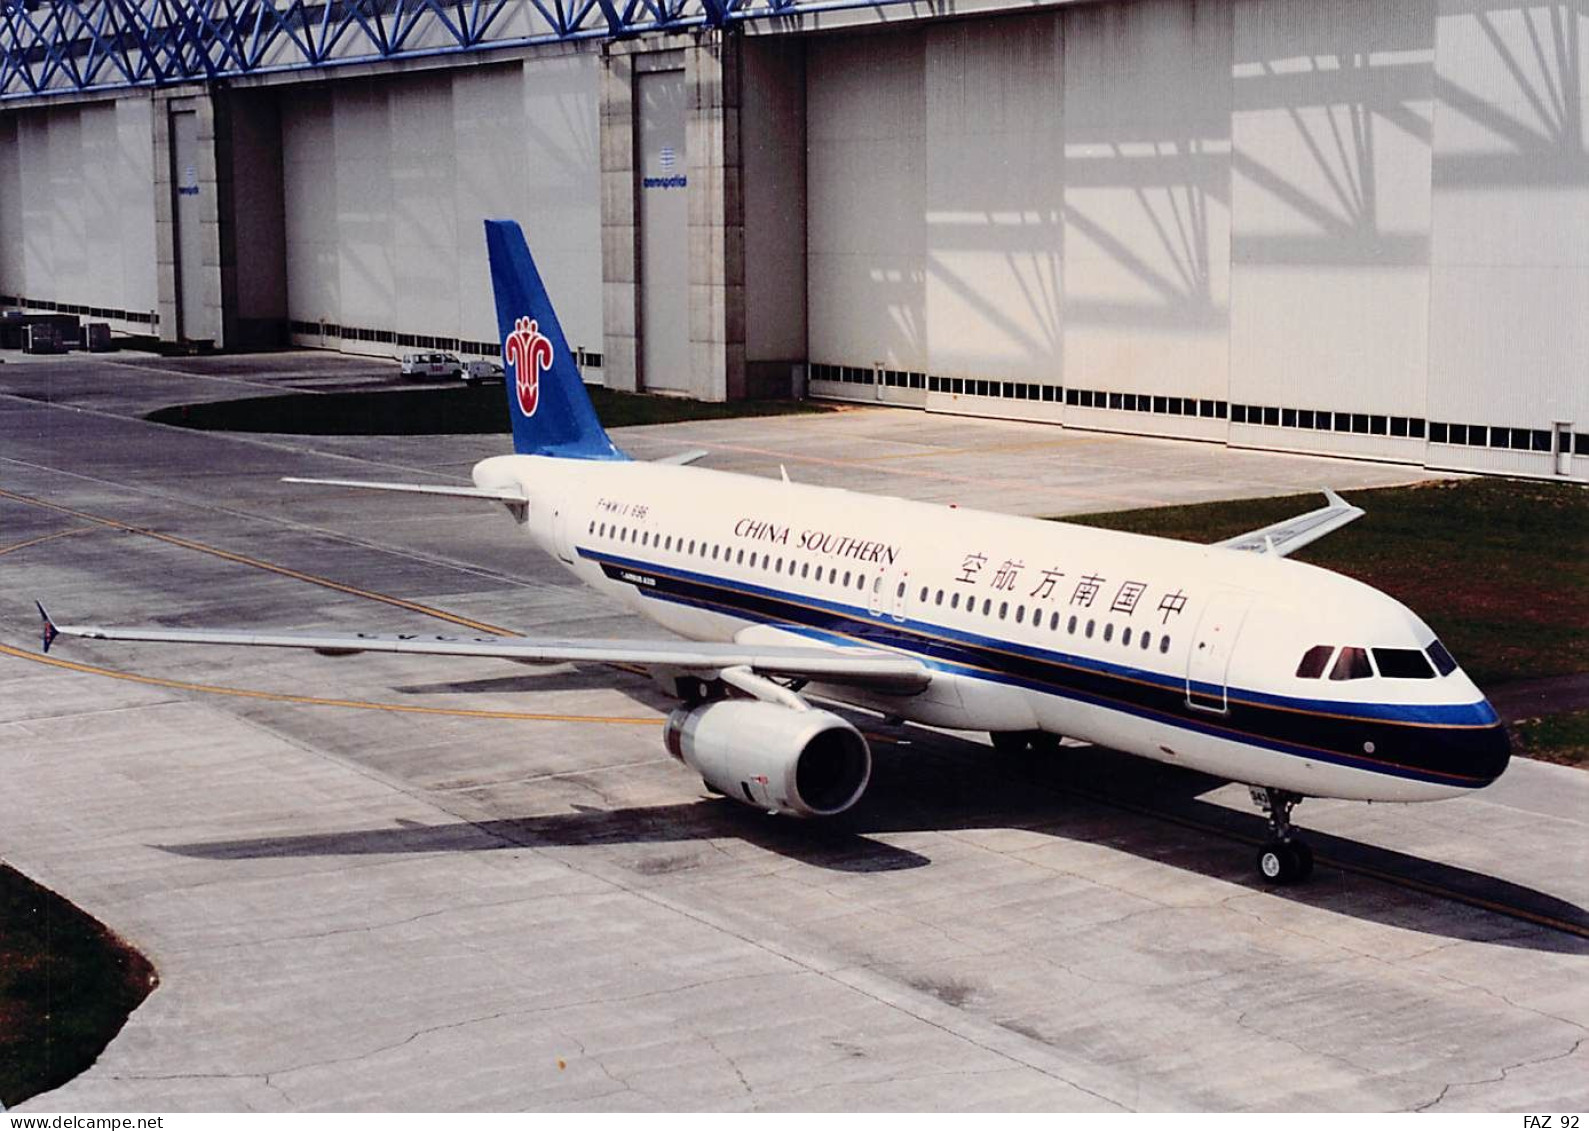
top-left (1427, 639), bottom-right (1458, 676)
top-left (1373, 648), bottom-right (1436, 679)
top-left (1295, 645), bottom-right (1334, 679)
top-left (1329, 646), bottom-right (1373, 681)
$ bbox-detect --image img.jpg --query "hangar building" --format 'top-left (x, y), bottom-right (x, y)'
top-left (2, 0), bottom-right (1586, 482)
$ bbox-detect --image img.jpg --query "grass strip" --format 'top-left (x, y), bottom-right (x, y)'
top-left (1063, 477), bottom-right (1589, 688)
top-left (0, 864), bottom-right (156, 1108)
top-left (147, 383), bottom-right (829, 436)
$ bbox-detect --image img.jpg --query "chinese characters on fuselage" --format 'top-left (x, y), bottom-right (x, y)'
top-left (954, 550), bottom-right (1189, 625)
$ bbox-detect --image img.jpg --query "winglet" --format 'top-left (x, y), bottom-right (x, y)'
top-left (36, 601), bottom-right (58, 654)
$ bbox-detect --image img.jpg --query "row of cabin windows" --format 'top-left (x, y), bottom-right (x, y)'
top-left (586, 520), bottom-right (1173, 654)
top-left (1294, 641), bottom-right (1458, 681)
top-left (591, 521), bottom-right (874, 590)
top-left (916, 585), bottom-right (1172, 654)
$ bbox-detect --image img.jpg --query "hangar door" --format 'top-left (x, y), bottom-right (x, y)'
top-left (637, 69), bottom-right (690, 393)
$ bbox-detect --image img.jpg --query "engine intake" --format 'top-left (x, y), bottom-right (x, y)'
top-left (664, 700), bottom-right (871, 818)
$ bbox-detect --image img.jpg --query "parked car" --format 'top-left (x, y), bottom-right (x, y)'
top-left (399, 351), bottom-right (463, 379)
top-left (463, 359), bottom-right (504, 385)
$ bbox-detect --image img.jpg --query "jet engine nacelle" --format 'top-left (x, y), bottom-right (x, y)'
top-left (663, 700), bottom-right (871, 818)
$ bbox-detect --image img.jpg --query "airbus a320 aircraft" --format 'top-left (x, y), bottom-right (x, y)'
top-left (38, 220), bottom-right (1511, 884)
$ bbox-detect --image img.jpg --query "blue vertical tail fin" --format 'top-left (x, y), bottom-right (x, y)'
top-left (484, 219), bottom-right (626, 460)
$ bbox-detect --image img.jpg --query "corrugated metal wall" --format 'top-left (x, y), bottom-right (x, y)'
top-left (279, 55), bottom-right (603, 364)
top-left (805, 0), bottom-right (1589, 480)
top-left (1427, 1), bottom-right (1589, 476)
top-left (0, 99), bottom-right (156, 328)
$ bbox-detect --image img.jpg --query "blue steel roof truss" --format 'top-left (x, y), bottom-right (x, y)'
top-left (1, 0), bottom-right (874, 99)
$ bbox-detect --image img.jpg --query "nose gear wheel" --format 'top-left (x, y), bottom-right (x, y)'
top-left (1250, 786), bottom-right (1314, 884)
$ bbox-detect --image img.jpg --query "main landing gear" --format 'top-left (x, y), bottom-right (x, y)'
top-left (1250, 786), bottom-right (1314, 884)
top-left (989, 730), bottom-right (1061, 755)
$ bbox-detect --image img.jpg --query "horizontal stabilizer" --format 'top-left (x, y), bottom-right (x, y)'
top-left (1216, 489), bottom-right (1365, 557)
top-left (282, 477), bottom-right (527, 506)
top-left (653, 449), bottom-right (710, 467)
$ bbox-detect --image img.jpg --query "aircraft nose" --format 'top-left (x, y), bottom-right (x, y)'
top-left (1445, 711), bottom-right (1511, 785)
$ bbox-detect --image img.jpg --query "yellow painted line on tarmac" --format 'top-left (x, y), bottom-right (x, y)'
top-left (0, 486), bottom-right (518, 635)
top-left (0, 642), bottom-right (662, 726)
top-left (0, 526), bottom-right (95, 556)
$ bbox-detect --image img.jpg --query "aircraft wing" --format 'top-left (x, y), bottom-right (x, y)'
top-left (282, 477), bottom-right (528, 504)
top-left (1214, 489), bottom-right (1365, 557)
top-left (36, 605), bottom-right (929, 694)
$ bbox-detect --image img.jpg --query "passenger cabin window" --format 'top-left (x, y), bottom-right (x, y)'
top-left (1329, 646), bottom-right (1373, 681)
top-left (1295, 645), bottom-right (1334, 679)
top-left (1373, 648), bottom-right (1436, 679)
top-left (1428, 639), bottom-right (1458, 676)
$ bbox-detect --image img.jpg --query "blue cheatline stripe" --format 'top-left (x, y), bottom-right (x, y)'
top-left (582, 546), bottom-right (1494, 725)
top-left (578, 546), bottom-right (1502, 788)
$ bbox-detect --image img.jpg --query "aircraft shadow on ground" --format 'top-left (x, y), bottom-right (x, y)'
top-left (159, 724), bottom-right (1589, 955)
top-left (392, 669), bottom-right (662, 698)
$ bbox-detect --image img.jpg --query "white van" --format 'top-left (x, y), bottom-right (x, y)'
top-left (463, 359), bottom-right (504, 385)
top-left (399, 351), bottom-right (463, 380)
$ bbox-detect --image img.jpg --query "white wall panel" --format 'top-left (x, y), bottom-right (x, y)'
top-left (282, 89), bottom-right (340, 328)
top-left (116, 99), bottom-right (157, 316)
top-left (454, 65), bottom-right (527, 347)
top-left (0, 101), bottom-right (153, 322)
top-left (0, 115), bottom-right (19, 296)
top-left (79, 104), bottom-right (121, 310)
top-left (924, 15), bottom-right (1063, 383)
top-left (1428, 1), bottom-right (1589, 440)
top-left (280, 56), bottom-right (600, 359)
top-left (334, 84), bottom-right (395, 340)
top-left (807, 31), bottom-right (926, 369)
top-left (391, 74), bottom-right (457, 341)
top-left (1063, 0), bottom-right (1233, 404)
top-left (1229, 0), bottom-right (1435, 419)
top-left (517, 54), bottom-right (602, 357)
top-left (46, 109), bottom-right (87, 307)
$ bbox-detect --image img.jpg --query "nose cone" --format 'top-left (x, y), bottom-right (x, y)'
top-left (1449, 710), bottom-right (1512, 786)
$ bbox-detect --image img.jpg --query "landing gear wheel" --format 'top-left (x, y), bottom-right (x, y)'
top-left (1256, 840), bottom-right (1311, 884)
top-left (991, 730), bottom-right (1059, 755)
top-left (990, 731), bottom-right (1032, 754)
top-left (1249, 786), bottom-right (1315, 884)
top-left (1292, 839), bottom-right (1314, 881)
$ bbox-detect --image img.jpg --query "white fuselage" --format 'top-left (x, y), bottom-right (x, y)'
top-left (475, 454), bottom-right (1510, 804)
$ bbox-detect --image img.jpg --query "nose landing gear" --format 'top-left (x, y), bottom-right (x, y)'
top-left (1250, 786), bottom-right (1314, 884)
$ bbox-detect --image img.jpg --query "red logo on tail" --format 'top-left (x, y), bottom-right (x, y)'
top-left (504, 316), bottom-right (553, 418)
